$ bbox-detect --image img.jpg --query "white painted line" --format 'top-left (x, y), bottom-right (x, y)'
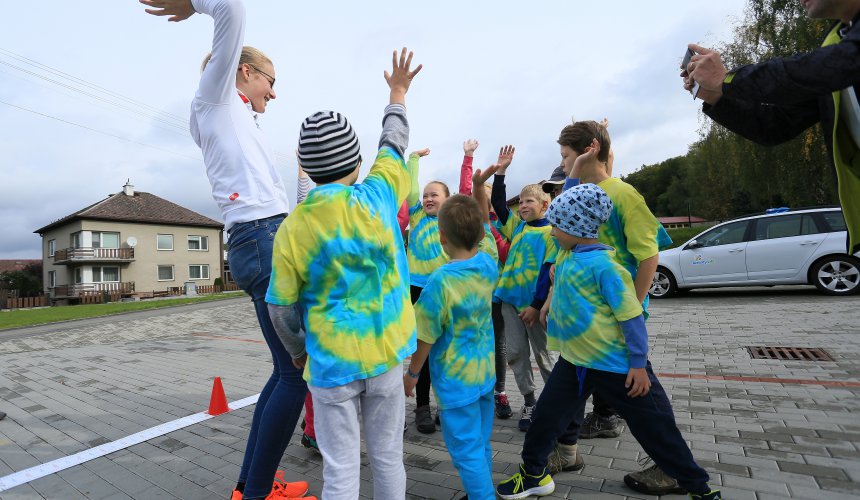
top-left (0, 393), bottom-right (260, 492)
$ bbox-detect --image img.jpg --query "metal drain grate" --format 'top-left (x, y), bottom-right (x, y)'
top-left (747, 346), bottom-right (834, 362)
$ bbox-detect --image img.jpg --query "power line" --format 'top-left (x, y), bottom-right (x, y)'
top-left (0, 98), bottom-right (202, 163)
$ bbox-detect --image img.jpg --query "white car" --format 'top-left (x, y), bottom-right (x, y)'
top-left (650, 207), bottom-right (860, 297)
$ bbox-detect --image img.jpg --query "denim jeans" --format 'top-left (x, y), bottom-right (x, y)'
top-left (228, 214), bottom-right (308, 499)
top-left (521, 358), bottom-right (711, 494)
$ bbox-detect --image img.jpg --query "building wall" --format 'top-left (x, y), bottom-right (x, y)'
top-left (40, 221), bottom-right (223, 294)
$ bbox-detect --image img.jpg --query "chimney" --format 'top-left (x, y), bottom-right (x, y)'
top-left (123, 179), bottom-right (135, 196)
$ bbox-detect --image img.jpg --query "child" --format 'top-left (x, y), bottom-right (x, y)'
top-left (405, 150), bottom-right (451, 433)
top-left (545, 122), bottom-right (678, 493)
top-left (458, 139), bottom-right (513, 419)
top-left (490, 146), bottom-right (558, 432)
top-left (265, 48), bottom-right (422, 499)
top-left (404, 193), bottom-right (499, 500)
top-left (496, 183), bottom-right (720, 500)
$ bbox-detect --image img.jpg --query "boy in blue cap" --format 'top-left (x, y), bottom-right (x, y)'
top-left (496, 183), bottom-right (720, 500)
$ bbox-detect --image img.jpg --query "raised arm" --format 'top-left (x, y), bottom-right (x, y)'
top-left (378, 48), bottom-right (423, 157)
top-left (459, 139), bottom-right (478, 195)
top-left (490, 145), bottom-right (515, 225)
top-left (472, 164), bottom-right (500, 224)
top-left (406, 148), bottom-right (430, 208)
top-left (143, 0), bottom-right (246, 105)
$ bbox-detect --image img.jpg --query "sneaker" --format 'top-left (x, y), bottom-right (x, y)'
top-left (495, 393), bottom-right (513, 419)
top-left (518, 404), bottom-right (535, 432)
top-left (271, 471), bottom-right (310, 498)
top-left (547, 443), bottom-right (584, 474)
top-left (496, 464), bottom-right (555, 499)
top-left (414, 405), bottom-right (436, 434)
top-left (300, 433), bottom-right (319, 453)
top-left (231, 490), bottom-right (242, 500)
top-left (623, 458), bottom-right (686, 495)
top-left (579, 411), bottom-right (622, 439)
top-left (690, 491), bottom-right (722, 500)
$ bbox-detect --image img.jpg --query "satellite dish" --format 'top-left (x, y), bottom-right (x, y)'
top-left (127, 237), bottom-right (138, 247)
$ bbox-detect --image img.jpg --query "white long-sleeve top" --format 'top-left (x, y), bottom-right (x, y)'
top-left (189, 0), bottom-right (290, 230)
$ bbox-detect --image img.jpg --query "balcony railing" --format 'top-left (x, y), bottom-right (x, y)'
top-left (52, 282), bottom-right (135, 298)
top-left (53, 247), bottom-right (135, 264)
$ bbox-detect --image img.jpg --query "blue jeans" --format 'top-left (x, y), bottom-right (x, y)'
top-left (521, 358), bottom-right (711, 494)
top-left (227, 215), bottom-right (308, 499)
top-left (440, 391), bottom-right (495, 500)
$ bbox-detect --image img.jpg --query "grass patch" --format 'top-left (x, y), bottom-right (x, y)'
top-left (0, 292), bottom-right (246, 331)
top-left (664, 225), bottom-right (715, 249)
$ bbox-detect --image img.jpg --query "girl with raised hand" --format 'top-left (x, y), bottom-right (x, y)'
top-left (404, 148), bottom-right (451, 433)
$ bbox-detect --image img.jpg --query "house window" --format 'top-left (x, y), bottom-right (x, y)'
top-left (158, 265), bottom-right (175, 281)
top-left (49, 271), bottom-right (56, 288)
top-left (71, 232), bottom-right (83, 249)
top-left (157, 234), bottom-right (174, 251)
top-left (92, 266), bottom-right (120, 283)
top-left (187, 235), bottom-right (209, 251)
top-left (74, 267), bottom-right (83, 284)
top-left (48, 239), bottom-right (56, 257)
top-left (189, 265), bottom-right (210, 280)
top-left (92, 232), bottom-right (120, 249)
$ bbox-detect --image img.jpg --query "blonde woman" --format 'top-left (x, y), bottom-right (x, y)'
top-left (143, 1), bottom-right (311, 499)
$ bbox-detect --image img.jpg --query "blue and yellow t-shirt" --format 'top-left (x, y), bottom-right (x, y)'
top-left (414, 251), bottom-right (498, 409)
top-left (407, 202), bottom-right (448, 288)
top-left (547, 247), bottom-right (643, 374)
top-left (266, 147), bottom-right (416, 388)
top-left (493, 212), bottom-right (557, 311)
top-left (478, 222), bottom-right (499, 265)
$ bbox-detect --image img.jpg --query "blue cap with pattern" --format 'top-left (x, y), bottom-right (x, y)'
top-left (545, 183), bottom-right (613, 238)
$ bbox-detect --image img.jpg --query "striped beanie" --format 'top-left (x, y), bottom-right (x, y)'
top-left (297, 111), bottom-right (361, 183)
top-left (546, 183), bottom-right (613, 239)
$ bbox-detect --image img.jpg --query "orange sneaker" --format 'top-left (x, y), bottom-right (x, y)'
top-left (270, 470), bottom-right (309, 498)
top-left (231, 489), bottom-right (242, 500)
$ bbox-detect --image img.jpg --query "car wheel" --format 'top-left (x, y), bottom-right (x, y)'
top-left (811, 256), bottom-right (860, 296)
top-left (650, 267), bottom-right (677, 298)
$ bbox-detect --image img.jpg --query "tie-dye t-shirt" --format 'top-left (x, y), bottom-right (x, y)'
top-left (414, 251), bottom-right (498, 409)
top-left (266, 147), bottom-right (416, 388)
top-left (547, 247), bottom-right (643, 374)
top-left (478, 222), bottom-right (499, 265)
top-left (407, 203), bottom-right (448, 288)
top-left (493, 212), bottom-right (558, 311)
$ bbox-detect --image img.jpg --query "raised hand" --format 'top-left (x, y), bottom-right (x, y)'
top-left (463, 139), bottom-right (479, 157)
top-left (570, 138), bottom-right (600, 179)
top-left (411, 148), bottom-right (431, 158)
top-left (472, 164), bottom-right (501, 187)
top-left (140, 0), bottom-right (196, 22)
top-left (384, 47), bottom-right (423, 105)
top-left (496, 145), bottom-right (516, 173)
top-left (599, 118), bottom-right (609, 129)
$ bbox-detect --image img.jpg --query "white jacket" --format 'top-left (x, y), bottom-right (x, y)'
top-left (189, 0), bottom-right (290, 230)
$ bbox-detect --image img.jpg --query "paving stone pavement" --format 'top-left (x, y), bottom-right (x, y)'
top-left (0, 287), bottom-right (858, 499)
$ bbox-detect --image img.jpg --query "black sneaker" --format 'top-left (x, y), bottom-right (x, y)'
top-left (300, 433), bottom-right (319, 453)
top-left (414, 405), bottom-right (436, 434)
top-left (518, 404), bottom-right (535, 432)
top-left (495, 393), bottom-right (513, 419)
top-left (580, 411), bottom-right (622, 439)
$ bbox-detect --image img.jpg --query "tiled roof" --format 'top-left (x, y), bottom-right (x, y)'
top-left (0, 260), bottom-right (40, 274)
top-left (34, 191), bottom-right (223, 234)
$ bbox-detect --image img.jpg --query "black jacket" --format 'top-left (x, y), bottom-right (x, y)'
top-left (704, 12), bottom-right (860, 254)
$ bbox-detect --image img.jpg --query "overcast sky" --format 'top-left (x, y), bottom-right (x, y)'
top-left (0, 0), bottom-right (747, 258)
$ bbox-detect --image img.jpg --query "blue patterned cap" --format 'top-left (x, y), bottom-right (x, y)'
top-left (545, 183), bottom-right (612, 239)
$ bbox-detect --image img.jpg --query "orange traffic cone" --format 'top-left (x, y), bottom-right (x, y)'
top-left (207, 377), bottom-right (230, 416)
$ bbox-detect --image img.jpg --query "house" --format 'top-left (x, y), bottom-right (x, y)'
top-left (657, 216), bottom-right (708, 229)
top-left (0, 260), bottom-right (40, 274)
top-left (34, 182), bottom-right (224, 303)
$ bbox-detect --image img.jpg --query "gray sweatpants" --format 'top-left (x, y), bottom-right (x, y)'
top-left (309, 366), bottom-right (406, 499)
top-left (500, 302), bottom-right (557, 397)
